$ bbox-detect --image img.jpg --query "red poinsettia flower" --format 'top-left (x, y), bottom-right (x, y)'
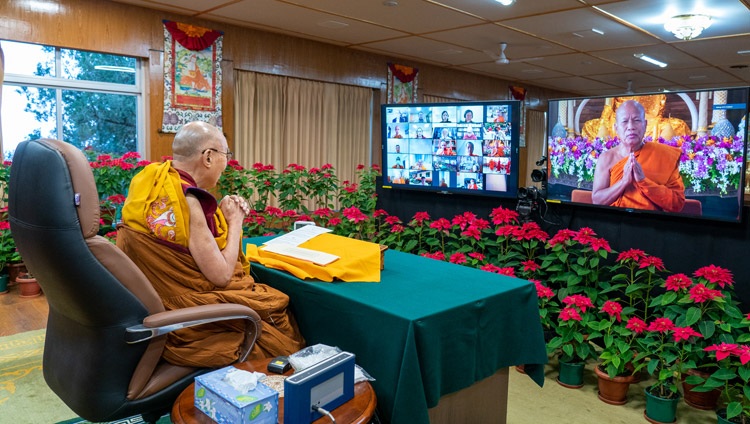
top-left (522, 260), bottom-right (540, 272)
top-left (693, 264), bottom-right (734, 289)
top-left (665, 273), bottom-right (692, 292)
top-left (704, 343), bottom-right (741, 361)
top-left (429, 218), bottom-right (452, 232)
top-left (468, 252), bottom-right (485, 262)
top-left (461, 226), bottom-right (482, 240)
top-left (737, 345), bottom-right (750, 365)
top-left (480, 263), bottom-right (502, 273)
top-left (449, 252), bottom-right (467, 264)
top-left (590, 237), bottom-right (611, 252)
top-left (647, 317), bottom-right (675, 333)
top-left (625, 317), bottom-right (647, 334)
top-left (489, 206), bottom-right (518, 225)
top-left (313, 208), bottom-right (333, 217)
top-left (533, 281), bottom-right (554, 299)
top-left (421, 251), bottom-right (445, 261)
top-left (495, 225), bottom-right (517, 237)
top-left (616, 249), bottom-right (645, 263)
top-left (639, 256), bottom-right (665, 271)
top-left (412, 211), bottom-right (430, 224)
top-left (689, 283), bottom-right (724, 303)
top-left (498, 267), bottom-right (516, 277)
top-left (385, 216), bottom-right (401, 225)
top-left (672, 326), bottom-right (702, 342)
top-left (562, 294), bottom-right (594, 312)
top-left (560, 307), bottom-right (582, 322)
top-left (601, 300), bottom-right (623, 322)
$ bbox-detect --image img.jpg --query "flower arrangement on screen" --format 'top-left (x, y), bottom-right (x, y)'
top-left (548, 134), bottom-right (745, 194)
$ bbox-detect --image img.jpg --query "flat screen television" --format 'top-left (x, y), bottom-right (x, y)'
top-left (381, 100), bottom-right (521, 199)
top-left (545, 87), bottom-right (749, 223)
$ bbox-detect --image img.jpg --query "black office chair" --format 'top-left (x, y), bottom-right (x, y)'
top-left (8, 138), bottom-right (262, 423)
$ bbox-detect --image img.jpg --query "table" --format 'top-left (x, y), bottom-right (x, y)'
top-left (171, 358), bottom-right (377, 424)
top-left (246, 237), bottom-right (548, 424)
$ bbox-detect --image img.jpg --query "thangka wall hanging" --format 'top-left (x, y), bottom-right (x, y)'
top-left (509, 85), bottom-right (527, 147)
top-left (162, 20), bottom-right (223, 133)
top-left (387, 63), bottom-right (418, 103)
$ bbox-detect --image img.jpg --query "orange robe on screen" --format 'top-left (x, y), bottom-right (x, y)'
top-left (609, 142), bottom-right (686, 212)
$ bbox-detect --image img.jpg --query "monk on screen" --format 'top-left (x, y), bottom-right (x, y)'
top-left (591, 100), bottom-right (686, 212)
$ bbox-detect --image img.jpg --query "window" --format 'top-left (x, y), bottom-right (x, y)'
top-left (1, 40), bottom-right (143, 158)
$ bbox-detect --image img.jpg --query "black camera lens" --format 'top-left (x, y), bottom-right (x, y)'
top-left (531, 168), bottom-right (547, 183)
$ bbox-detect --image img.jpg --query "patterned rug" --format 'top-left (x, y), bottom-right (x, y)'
top-left (57, 415), bottom-right (171, 424)
top-left (0, 329), bottom-right (171, 424)
top-left (0, 329), bottom-right (79, 423)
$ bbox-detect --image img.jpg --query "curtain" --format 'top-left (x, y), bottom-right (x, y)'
top-left (234, 70), bottom-right (373, 210)
top-left (422, 94), bottom-right (463, 103)
top-left (0, 44), bottom-right (4, 151)
top-left (524, 109), bottom-right (547, 187)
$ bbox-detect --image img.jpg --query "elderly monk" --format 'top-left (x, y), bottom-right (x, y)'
top-left (117, 121), bottom-right (304, 367)
top-left (592, 100), bottom-right (685, 212)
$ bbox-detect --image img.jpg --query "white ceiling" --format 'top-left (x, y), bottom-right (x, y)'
top-left (113, 0), bottom-right (750, 96)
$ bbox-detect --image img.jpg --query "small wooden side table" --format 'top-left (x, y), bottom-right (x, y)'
top-left (171, 358), bottom-right (377, 424)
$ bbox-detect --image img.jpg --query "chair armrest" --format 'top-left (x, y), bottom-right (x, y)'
top-left (125, 304), bottom-right (262, 362)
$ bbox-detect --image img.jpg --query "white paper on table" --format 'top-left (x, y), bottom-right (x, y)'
top-left (262, 225), bottom-right (332, 247)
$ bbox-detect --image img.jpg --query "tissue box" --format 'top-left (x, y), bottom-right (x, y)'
top-left (194, 366), bottom-right (279, 424)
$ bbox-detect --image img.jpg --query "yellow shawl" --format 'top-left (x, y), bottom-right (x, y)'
top-left (121, 161), bottom-right (229, 251)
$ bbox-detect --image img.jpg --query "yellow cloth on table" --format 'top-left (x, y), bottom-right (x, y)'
top-left (245, 233), bottom-right (381, 282)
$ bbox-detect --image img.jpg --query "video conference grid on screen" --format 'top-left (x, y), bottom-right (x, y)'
top-left (383, 102), bottom-right (516, 196)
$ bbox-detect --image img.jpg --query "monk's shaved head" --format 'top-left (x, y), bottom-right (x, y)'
top-left (172, 121), bottom-right (226, 160)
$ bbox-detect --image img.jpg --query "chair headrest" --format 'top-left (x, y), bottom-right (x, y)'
top-left (11, 139), bottom-right (101, 238)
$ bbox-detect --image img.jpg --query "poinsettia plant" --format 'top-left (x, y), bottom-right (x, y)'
top-left (593, 300), bottom-right (640, 378)
top-left (632, 316), bottom-right (703, 399)
top-left (692, 341), bottom-right (750, 423)
top-left (547, 294), bottom-right (600, 364)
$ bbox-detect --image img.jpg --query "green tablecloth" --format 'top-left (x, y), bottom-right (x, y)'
top-left (246, 237), bottom-right (547, 424)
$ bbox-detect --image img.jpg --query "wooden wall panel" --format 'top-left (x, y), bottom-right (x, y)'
top-left (0, 0), bottom-right (572, 163)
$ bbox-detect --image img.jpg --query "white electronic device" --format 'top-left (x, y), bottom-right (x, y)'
top-left (283, 351), bottom-right (355, 423)
top-left (293, 220), bottom-right (316, 230)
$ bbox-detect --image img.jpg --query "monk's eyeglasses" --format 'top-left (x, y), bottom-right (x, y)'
top-left (203, 147), bottom-right (233, 160)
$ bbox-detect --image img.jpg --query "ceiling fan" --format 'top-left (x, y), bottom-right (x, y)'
top-left (482, 42), bottom-right (543, 65)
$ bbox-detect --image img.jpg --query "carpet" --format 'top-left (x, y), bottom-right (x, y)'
top-left (0, 329), bottom-right (79, 423)
top-left (57, 415), bottom-right (171, 424)
top-left (0, 330), bottom-right (172, 424)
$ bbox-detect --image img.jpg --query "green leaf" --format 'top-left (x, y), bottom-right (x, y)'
top-left (683, 375), bottom-right (705, 385)
top-left (726, 402), bottom-right (742, 419)
top-left (403, 239), bottom-right (418, 252)
top-left (739, 366), bottom-right (750, 383)
top-left (683, 306), bottom-right (701, 326)
top-left (712, 368), bottom-right (737, 381)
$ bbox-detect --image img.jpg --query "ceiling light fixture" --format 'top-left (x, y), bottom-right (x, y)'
top-left (634, 53), bottom-right (667, 68)
top-left (664, 14), bottom-right (712, 40)
top-left (494, 0), bottom-right (515, 5)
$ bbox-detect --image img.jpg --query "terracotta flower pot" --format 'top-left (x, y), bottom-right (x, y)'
top-left (595, 364), bottom-right (637, 405)
top-left (7, 262), bottom-right (27, 284)
top-left (682, 368), bottom-right (721, 410)
top-left (17, 274), bottom-right (41, 298)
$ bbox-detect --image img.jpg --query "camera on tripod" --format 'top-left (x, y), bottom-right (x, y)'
top-left (516, 156), bottom-right (548, 221)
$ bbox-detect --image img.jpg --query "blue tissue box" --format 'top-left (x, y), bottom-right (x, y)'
top-left (194, 366), bottom-right (279, 424)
